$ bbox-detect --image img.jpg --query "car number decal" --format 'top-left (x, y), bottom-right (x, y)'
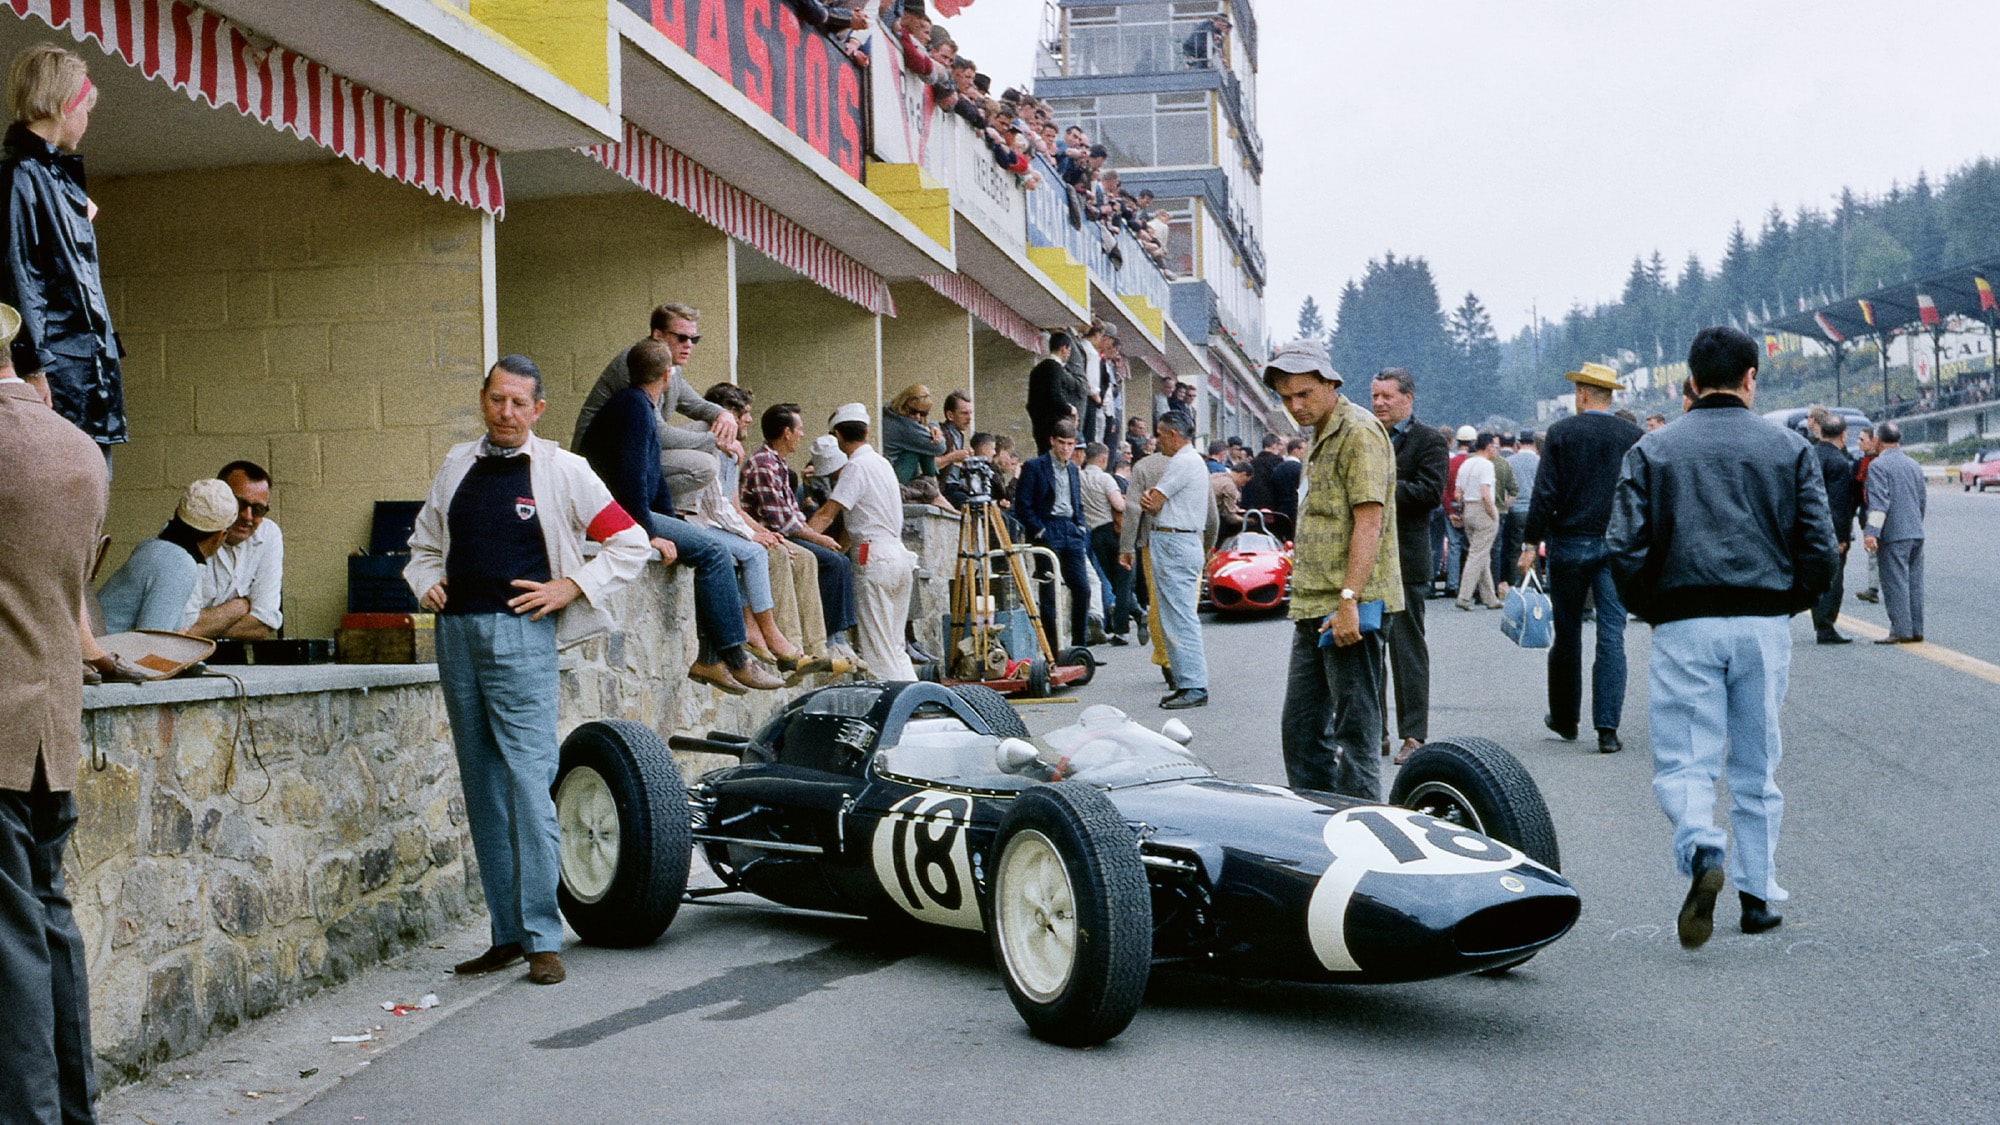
top-left (871, 790), bottom-right (984, 930)
top-left (1306, 807), bottom-right (1525, 972)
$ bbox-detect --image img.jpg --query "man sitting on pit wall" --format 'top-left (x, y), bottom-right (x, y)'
top-left (572, 302), bottom-right (737, 506)
top-left (578, 338), bottom-right (781, 694)
top-left (186, 460), bottom-right (283, 640)
top-left (98, 479), bottom-right (238, 634)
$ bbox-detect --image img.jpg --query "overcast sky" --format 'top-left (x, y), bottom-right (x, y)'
top-left (942, 1), bottom-right (2000, 340)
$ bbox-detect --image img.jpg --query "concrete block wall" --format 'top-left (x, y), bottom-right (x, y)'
top-left (494, 192), bottom-right (734, 445)
top-left (973, 327), bottom-right (1037, 448)
top-left (880, 282), bottom-right (973, 413)
top-left (94, 160), bottom-right (487, 639)
top-left (738, 279), bottom-right (880, 433)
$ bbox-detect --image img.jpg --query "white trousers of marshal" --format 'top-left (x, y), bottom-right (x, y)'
top-left (853, 540), bottom-right (917, 681)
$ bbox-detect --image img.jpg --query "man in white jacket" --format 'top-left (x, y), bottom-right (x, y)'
top-left (406, 355), bottom-right (651, 987)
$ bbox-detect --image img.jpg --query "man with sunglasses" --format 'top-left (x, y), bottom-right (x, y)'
top-left (187, 459), bottom-right (284, 640)
top-left (573, 303), bottom-right (740, 506)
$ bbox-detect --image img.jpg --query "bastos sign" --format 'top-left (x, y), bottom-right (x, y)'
top-left (618, 0), bottom-right (864, 179)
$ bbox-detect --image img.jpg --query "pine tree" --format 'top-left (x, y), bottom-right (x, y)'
top-left (1296, 295), bottom-right (1327, 345)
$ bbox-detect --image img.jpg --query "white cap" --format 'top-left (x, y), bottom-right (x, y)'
top-left (177, 478), bottom-right (238, 533)
top-left (809, 434), bottom-right (848, 477)
top-left (828, 402), bottom-right (870, 429)
top-left (1455, 425), bottom-right (1477, 442)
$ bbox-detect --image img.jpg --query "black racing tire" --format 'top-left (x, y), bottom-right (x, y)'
top-left (1057, 646), bottom-right (1097, 686)
top-left (1389, 736), bottom-right (1561, 873)
top-left (988, 783), bottom-right (1152, 1047)
top-left (951, 683), bottom-right (1030, 738)
top-left (1025, 655), bottom-right (1051, 698)
top-left (554, 720), bottom-right (692, 948)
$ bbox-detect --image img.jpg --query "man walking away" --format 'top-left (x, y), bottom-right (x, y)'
top-left (1454, 433), bottom-right (1503, 610)
top-left (1518, 362), bottom-right (1644, 754)
top-left (1270, 341), bottom-right (1400, 802)
top-left (1863, 421), bottom-right (1926, 644)
top-left (1607, 326), bottom-right (1837, 948)
top-left (1853, 428), bottom-right (1881, 602)
top-left (1370, 368), bottom-right (1446, 765)
top-left (1503, 431), bottom-right (1538, 586)
top-left (1809, 414), bottom-right (1857, 644)
top-left (1, 299), bottom-right (108, 1125)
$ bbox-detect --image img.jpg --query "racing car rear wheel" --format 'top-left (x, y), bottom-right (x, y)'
top-left (1390, 737), bottom-right (1561, 872)
top-left (951, 683), bottom-right (1030, 738)
top-left (988, 782), bottom-right (1152, 1047)
top-left (554, 720), bottom-right (692, 948)
top-left (1057, 646), bottom-right (1097, 686)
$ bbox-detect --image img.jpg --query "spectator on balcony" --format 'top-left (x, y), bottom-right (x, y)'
top-left (574, 303), bottom-right (736, 507)
top-left (982, 100), bottom-right (1031, 177)
top-left (1182, 14), bottom-right (1232, 70)
top-left (940, 390), bottom-right (973, 455)
top-left (1076, 320), bottom-right (1106, 443)
top-left (884, 384), bottom-right (950, 483)
top-left (941, 431), bottom-right (996, 510)
top-left (948, 58), bottom-right (983, 125)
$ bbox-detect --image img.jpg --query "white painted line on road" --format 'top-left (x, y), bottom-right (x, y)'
top-left (1836, 614), bottom-right (2000, 688)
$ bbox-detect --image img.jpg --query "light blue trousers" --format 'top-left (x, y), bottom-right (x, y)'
top-left (1648, 615), bottom-right (1791, 903)
top-left (438, 613), bottom-right (566, 953)
top-left (1148, 530), bottom-right (1208, 690)
top-left (713, 529), bottom-right (775, 614)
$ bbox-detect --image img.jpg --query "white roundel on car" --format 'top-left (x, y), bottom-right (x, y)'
top-left (871, 789), bottom-right (985, 930)
top-left (1306, 806), bottom-right (1526, 973)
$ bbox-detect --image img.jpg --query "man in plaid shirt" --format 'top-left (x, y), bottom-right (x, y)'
top-left (744, 403), bottom-right (859, 665)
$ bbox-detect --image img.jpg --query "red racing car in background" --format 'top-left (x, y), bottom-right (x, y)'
top-left (1202, 510), bottom-right (1291, 613)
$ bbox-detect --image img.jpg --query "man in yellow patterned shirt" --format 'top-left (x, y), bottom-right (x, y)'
top-left (1267, 340), bottom-right (1402, 801)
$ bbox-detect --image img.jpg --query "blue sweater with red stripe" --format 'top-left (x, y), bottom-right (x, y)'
top-left (579, 386), bottom-right (676, 539)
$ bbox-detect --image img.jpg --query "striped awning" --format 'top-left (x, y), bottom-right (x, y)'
top-left (7, 0), bottom-right (505, 214)
top-left (921, 272), bottom-right (1040, 353)
top-left (583, 121), bottom-right (895, 318)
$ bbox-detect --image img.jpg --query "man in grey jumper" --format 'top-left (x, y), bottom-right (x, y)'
top-left (1862, 421), bottom-right (1926, 643)
top-left (572, 303), bottom-right (738, 506)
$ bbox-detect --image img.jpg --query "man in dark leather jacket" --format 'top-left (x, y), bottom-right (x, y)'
top-left (1605, 326), bottom-right (1838, 951)
top-left (1808, 413), bottom-right (1858, 644)
top-left (0, 45), bottom-right (123, 454)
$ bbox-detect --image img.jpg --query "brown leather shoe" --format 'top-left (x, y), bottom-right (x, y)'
top-left (454, 943), bottom-right (524, 976)
top-left (525, 951), bottom-right (566, 985)
top-left (728, 660), bottom-right (784, 691)
top-left (688, 660), bottom-right (748, 695)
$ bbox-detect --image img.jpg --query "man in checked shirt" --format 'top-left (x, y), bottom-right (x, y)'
top-left (741, 402), bottom-right (862, 671)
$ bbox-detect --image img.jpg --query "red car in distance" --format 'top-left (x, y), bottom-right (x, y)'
top-left (1960, 449), bottom-right (2000, 491)
top-left (1202, 511), bottom-right (1291, 613)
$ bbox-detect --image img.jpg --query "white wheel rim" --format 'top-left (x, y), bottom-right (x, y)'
top-left (556, 766), bottom-right (620, 903)
top-left (996, 830), bottom-right (1078, 1003)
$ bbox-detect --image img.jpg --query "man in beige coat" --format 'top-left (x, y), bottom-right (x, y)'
top-left (0, 299), bottom-right (109, 1123)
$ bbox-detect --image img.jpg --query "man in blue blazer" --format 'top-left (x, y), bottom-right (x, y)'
top-left (1016, 420), bottom-right (1094, 654)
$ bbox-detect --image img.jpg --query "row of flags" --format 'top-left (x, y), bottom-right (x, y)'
top-left (1802, 275), bottom-right (2000, 345)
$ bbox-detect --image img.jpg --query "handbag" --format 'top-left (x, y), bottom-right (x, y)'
top-left (1502, 569), bottom-right (1554, 649)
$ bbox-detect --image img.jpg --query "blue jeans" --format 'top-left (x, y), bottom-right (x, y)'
top-left (1282, 618), bottom-right (1385, 802)
top-left (438, 613), bottom-right (566, 953)
top-left (652, 515), bottom-right (747, 655)
top-left (1446, 522), bottom-right (1469, 594)
top-left (792, 535), bottom-right (856, 636)
top-left (710, 528), bottom-right (774, 614)
top-left (1037, 522), bottom-right (1093, 649)
top-left (1148, 529), bottom-right (1207, 690)
top-left (1649, 615), bottom-right (1791, 902)
top-left (1546, 535), bottom-right (1628, 733)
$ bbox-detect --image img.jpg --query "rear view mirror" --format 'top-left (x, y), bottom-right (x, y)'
top-left (996, 738), bottom-right (1041, 774)
top-left (1160, 718), bottom-right (1194, 745)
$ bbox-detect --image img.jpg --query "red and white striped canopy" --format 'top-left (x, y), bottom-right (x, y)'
top-left (583, 121), bottom-right (894, 318)
top-left (921, 272), bottom-right (1039, 353)
top-left (7, 0), bottom-right (504, 214)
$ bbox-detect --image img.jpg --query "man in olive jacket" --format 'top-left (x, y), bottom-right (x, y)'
top-left (1606, 326), bottom-right (1838, 951)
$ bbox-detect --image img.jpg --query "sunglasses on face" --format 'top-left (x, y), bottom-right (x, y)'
top-left (669, 332), bottom-right (702, 345)
top-left (238, 500), bottom-right (270, 518)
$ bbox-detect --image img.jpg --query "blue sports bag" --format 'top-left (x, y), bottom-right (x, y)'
top-left (1502, 569), bottom-right (1554, 649)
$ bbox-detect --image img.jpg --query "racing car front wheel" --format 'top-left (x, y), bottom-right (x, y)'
top-left (554, 720), bottom-right (692, 948)
top-left (988, 782), bottom-right (1152, 1047)
top-left (1390, 737), bottom-right (1561, 872)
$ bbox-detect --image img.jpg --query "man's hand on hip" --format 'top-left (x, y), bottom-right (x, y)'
top-left (509, 577), bottom-right (583, 620)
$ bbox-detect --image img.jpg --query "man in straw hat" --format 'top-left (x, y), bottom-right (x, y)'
top-left (0, 296), bottom-right (108, 1122)
top-left (1517, 361), bottom-right (1644, 755)
top-left (1265, 339), bottom-right (1400, 800)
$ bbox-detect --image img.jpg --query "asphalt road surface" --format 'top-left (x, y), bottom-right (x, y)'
top-left (111, 487), bottom-right (2000, 1124)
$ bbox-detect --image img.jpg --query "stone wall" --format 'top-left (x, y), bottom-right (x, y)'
top-left (72, 558), bottom-right (804, 1086)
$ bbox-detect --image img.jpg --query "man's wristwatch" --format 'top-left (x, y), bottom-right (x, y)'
top-left (1339, 588), bottom-right (1358, 603)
